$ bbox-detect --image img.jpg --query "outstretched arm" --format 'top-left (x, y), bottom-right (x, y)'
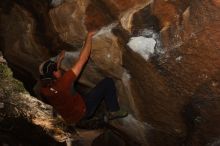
top-left (71, 31), bottom-right (95, 77)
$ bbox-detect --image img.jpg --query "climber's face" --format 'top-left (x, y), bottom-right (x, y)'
top-left (53, 70), bottom-right (62, 79)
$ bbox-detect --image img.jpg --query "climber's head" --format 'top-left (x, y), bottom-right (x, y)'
top-left (39, 60), bottom-right (59, 79)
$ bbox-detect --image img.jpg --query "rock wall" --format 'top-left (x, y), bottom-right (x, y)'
top-left (1, 0), bottom-right (220, 145)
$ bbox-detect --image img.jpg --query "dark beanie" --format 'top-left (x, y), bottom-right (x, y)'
top-left (41, 60), bottom-right (57, 79)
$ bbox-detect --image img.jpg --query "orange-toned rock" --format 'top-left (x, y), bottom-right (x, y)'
top-left (99, 0), bottom-right (150, 17)
top-left (152, 0), bottom-right (178, 29)
top-left (212, 0), bottom-right (220, 7)
top-left (49, 1), bottom-right (88, 45)
top-left (1, 0), bottom-right (220, 145)
top-left (85, 3), bottom-right (113, 31)
top-left (123, 0), bottom-right (220, 145)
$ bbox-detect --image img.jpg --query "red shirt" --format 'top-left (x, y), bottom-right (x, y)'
top-left (40, 70), bottom-right (86, 124)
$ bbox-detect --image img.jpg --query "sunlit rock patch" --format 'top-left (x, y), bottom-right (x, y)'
top-left (127, 29), bottom-right (163, 61)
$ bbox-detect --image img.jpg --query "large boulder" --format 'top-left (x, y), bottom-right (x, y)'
top-left (1, 0), bottom-right (220, 145)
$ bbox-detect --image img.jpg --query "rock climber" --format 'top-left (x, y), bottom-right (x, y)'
top-left (39, 31), bottom-right (128, 124)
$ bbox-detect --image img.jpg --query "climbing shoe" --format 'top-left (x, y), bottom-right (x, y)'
top-left (108, 109), bottom-right (128, 120)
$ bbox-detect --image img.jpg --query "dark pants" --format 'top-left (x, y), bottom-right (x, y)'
top-left (82, 77), bottom-right (120, 119)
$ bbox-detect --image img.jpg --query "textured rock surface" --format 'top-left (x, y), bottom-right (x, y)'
top-left (1, 0), bottom-right (220, 145)
top-left (49, 0), bottom-right (88, 46)
top-left (0, 3), bottom-right (47, 93)
top-left (0, 60), bottom-right (68, 145)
